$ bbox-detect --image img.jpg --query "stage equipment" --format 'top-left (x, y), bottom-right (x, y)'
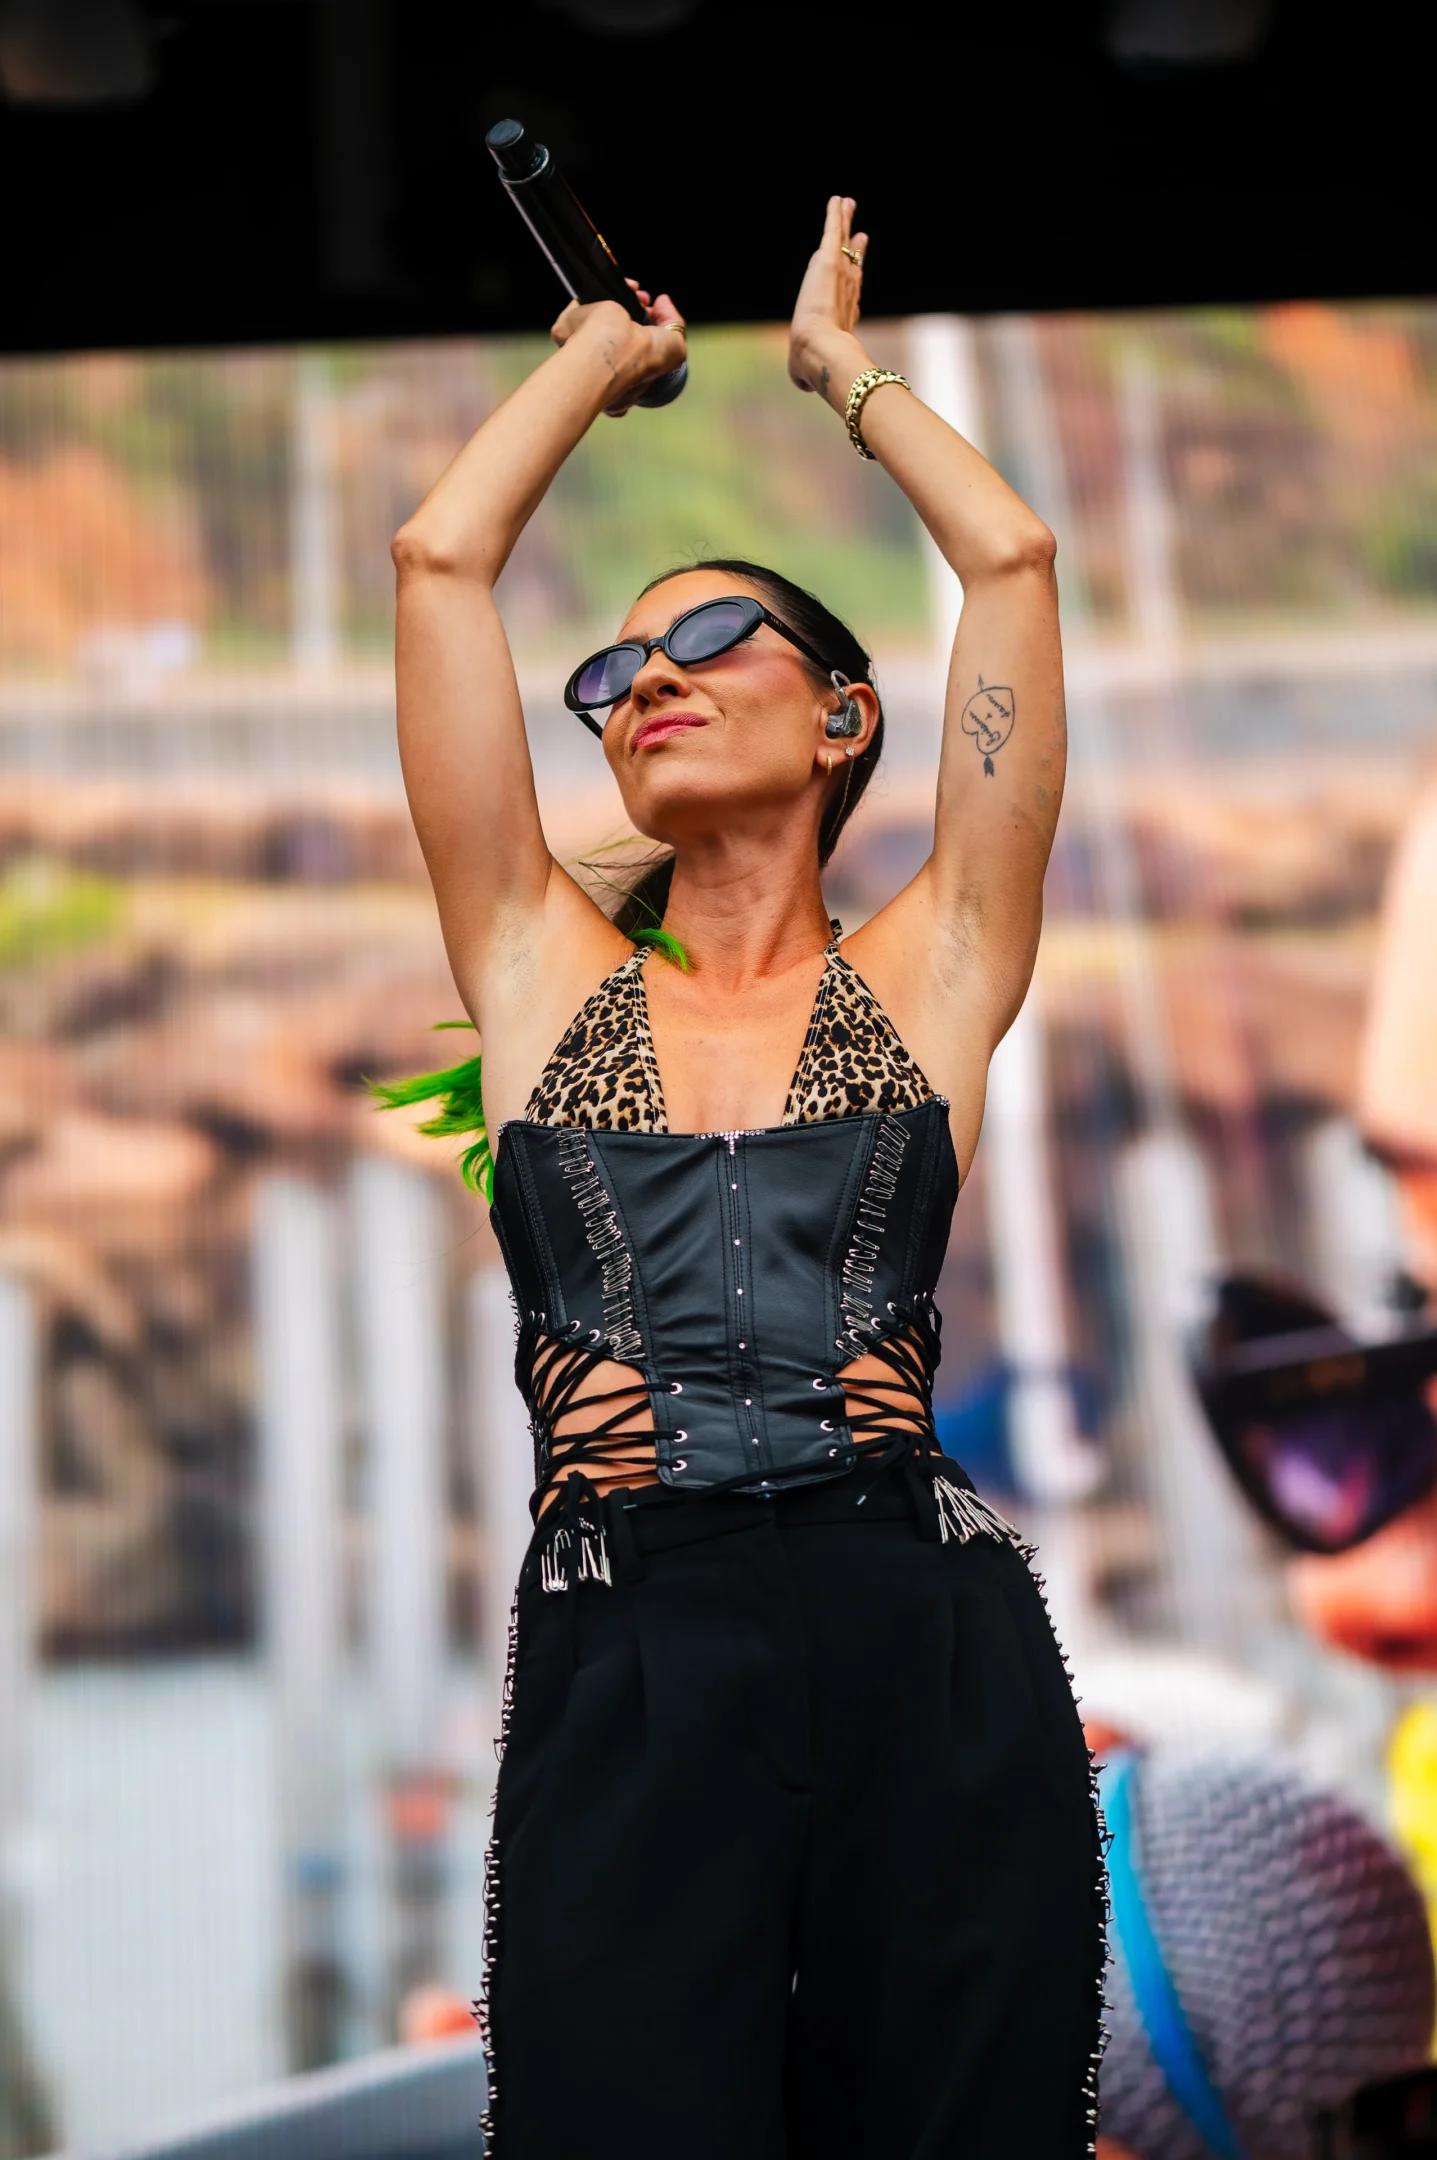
top-left (485, 117), bottom-right (687, 409)
top-left (1099, 1751), bottom-right (1434, 2160)
top-left (1105, 0), bottom-right (1273, 68)
top-left (0, 0), bottom-right (151, 105)
top-left (1191, 1274), bottom-right (1437, 1555)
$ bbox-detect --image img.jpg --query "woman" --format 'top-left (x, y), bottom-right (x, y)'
top-left (392, 198), bottom-right (1104, 2159)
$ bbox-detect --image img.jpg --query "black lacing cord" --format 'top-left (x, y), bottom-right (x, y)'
top-left (839, 1320), bottom-right (935, 1445)
top-left (527, 1331), bottom-right (657, 1499)
top-left (524, 1306), bottom-right (949, 1587)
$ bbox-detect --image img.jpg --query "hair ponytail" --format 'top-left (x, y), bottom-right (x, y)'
top-left (611, 850), bottom-right (675, 941)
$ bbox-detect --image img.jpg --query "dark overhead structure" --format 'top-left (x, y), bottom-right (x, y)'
top-left (0, 0), bottom-right (1428, 355)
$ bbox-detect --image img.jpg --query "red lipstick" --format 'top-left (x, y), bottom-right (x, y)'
top-left (631, 713), bottom-right (706, 754)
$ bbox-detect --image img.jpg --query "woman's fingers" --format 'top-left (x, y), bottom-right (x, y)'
top-left (648, 291), bottom-right (685, 330)
top-left (550, 296), bottom-right (584, 347)
top-left (788, 196), bottom-right (865, 392)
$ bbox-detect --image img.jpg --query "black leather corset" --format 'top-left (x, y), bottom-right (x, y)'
top-left (489, 1097), bottom-right (959, 1496)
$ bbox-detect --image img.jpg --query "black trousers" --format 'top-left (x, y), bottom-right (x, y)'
top-left (484, 1465), bottom-right (1105, 2159)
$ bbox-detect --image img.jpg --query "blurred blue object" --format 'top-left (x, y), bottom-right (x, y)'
top-left (935, 1362), bottom-right (1016, 1498)
top-left (935, 1360), bottom-right (1106, 1502)
top-left (71, 2040), bottom-right (487, 2160)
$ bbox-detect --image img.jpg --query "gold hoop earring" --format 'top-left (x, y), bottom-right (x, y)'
top-left (825, 753), bottom-right (834, 774)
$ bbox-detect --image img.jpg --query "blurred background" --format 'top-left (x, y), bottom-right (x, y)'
top-left (3, 301), bottom-right (1437, 2153)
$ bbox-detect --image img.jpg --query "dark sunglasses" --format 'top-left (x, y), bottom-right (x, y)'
top-left (1191, 1274), bottom-right (1437, 1555)
top-left (563, 594), bottom-right (842, 737)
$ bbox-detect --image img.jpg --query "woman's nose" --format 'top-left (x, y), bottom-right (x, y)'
top-left (630, 650), bottom-right (688, 705)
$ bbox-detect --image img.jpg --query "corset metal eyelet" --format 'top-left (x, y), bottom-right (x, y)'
top-left (674, 1458), bottom-right (688, 1473)
top-left (820, 1419), bottom-right (834, 1433)
top-left (670, 1381), bottom-right (683, 1394)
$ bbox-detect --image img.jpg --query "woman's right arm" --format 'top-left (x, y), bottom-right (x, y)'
top-left (391, 298), bottom-right (684, 1065)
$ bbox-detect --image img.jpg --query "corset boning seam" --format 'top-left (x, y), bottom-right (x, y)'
top-left (555, 1128), bottom-right (643, 1364)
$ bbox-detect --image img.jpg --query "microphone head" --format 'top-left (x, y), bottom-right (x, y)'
top-left (1100, 1752), bottom-right (1434, 2159)
top-left (485, 118), bottom-right (544, 180)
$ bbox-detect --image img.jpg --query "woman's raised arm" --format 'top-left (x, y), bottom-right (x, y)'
top-left (789, 198), bottom-right (1064, 1067)
top-left (391, 295), bottom-right (685, 1023)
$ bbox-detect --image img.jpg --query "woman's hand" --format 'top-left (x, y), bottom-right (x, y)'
top-left (550, 286), bottom-right (686, 418)
top-left (788, 195), bottom-right (870, 407)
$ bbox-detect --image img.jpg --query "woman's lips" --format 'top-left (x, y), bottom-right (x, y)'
top-left (631, 713), bottom-right (706, 753)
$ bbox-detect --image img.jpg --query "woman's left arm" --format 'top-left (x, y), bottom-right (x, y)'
top-left (791, 198), bottom-right (1065, 1055)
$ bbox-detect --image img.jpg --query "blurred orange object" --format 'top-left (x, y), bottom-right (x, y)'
top-left (384, 1774), bottom-right (450, 1843)
top-left (398, 1985), bottom-right (477, 2044)
top-left (1289, 1487), bottom-right (1437, 1671)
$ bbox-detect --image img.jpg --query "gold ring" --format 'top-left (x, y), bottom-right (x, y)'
top-left (841, 246), bottom-right (862, 267)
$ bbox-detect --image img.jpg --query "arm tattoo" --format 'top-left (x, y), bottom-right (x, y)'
top-left (960, 676), bottom-right (1014, 777)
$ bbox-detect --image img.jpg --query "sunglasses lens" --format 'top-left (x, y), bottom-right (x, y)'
top-left (1236, 1393), bottom-right (1437, 1551)
top-left (667, 599), bottom-right (753, 666)
top-left (572, 646), bottom-right (642, 710)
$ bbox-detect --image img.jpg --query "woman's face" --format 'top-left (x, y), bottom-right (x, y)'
top-left (1287, 1426), bottom-right (1437, 1669)
top-left (1287, 1170), bottom-right (1437, 1670)
top-left (598, 571), bottom-right (878, 849)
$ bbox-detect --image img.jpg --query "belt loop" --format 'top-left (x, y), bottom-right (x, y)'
top-left (606, 1490), bottom-right (646, 1584)
top-left (902, 1450), bottom-right (941, 1541)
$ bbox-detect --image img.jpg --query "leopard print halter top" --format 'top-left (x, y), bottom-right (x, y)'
top-left (523, 934), bottom-right (935, 1132)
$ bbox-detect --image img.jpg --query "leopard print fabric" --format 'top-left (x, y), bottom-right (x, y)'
top-left (780, 944), bottom-right (936, 1123)
top-left (522, 948), bottom-right (667, 1133)
top-left (522, 939), bottom-right (934, 1131)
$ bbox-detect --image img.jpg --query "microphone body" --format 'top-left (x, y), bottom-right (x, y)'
top-left (1099, 1752), bottom-right (1434, 2159)
top-left (485, 119), bottom-right (688, 410)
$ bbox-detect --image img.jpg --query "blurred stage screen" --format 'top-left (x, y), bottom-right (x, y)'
top-left (3, 306), bottom-right (1437, 2154)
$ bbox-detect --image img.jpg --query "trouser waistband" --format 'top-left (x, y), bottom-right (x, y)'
top-left (525, 1450), bottom-right (1022, 1593)
top-left (612, 1458), bottom-right (916, 1555)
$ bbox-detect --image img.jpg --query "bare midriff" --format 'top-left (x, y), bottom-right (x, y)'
top-left (534, 1338), bottom-right (932, 1514)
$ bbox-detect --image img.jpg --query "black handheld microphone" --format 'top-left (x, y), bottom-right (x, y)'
top-left (485, 119), bottom-right (688, 410)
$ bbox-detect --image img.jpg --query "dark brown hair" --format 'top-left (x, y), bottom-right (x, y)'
top-left (609, 558), bottom-right (883, 939)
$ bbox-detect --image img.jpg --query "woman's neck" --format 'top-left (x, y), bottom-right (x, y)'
top-left (661, 844), bottom-right (833, 990)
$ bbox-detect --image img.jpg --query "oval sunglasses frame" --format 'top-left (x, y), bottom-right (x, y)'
top-left (563, 593), bottom-right (842, 737)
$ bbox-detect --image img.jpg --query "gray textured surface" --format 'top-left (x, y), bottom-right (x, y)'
top-left (75, 2040), bottom-right (487, 2160)
top-left (1100, 1752), bottom-right (1433, 2160)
